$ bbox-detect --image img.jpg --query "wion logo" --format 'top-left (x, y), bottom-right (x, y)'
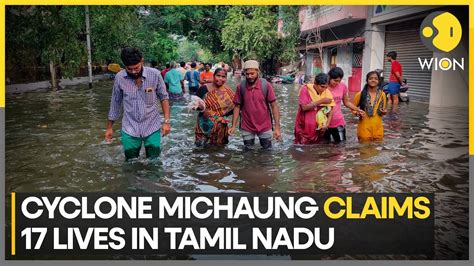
top-left (418, 11), bottom-right (464, 71)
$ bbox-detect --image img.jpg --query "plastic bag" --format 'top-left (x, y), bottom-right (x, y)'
top-left (188, 95), bottom-right (206, 112)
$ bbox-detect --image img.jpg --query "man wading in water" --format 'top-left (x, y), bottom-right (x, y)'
top-left (105, 47), bottom-right (171, 160)
top-left (228, 60), bottom-right (281, 150)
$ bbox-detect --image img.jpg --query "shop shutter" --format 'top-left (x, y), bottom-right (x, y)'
top-left (383, 18), bottom-right (433, 101)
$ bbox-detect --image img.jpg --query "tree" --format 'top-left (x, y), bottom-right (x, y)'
top-left (7, 6), bottom-right (301, 82)
top-left (141, 31), bottom-right (178, 64)
top-left (177, 39), bottom-right (200, 62)
top-left (6, 5), bottom-right (180, 80)
top-left (89, 6), bottom-right (143, 64)
top-left (146, 6), bottom-right (229, 55)
top-left (221, 6), bottom-right (278, 62)
top-left (278, 6), bottom-right (301, 65)
top-left (7, 6), bottom-right (86, 79)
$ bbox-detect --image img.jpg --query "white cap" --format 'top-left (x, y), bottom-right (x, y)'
top-left (243, 60), bottom-right (259, 70)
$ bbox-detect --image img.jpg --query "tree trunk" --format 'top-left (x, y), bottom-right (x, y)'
top-left (49, 60), bottom-right (57, 91)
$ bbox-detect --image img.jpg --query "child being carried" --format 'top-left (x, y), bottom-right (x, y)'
top-left (306, 83), bottom-right (336, 130)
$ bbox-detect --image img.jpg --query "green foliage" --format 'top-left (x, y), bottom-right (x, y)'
top-left (146, 6), bottom-right (229, 55)
top-left (6, 5), bottom-right (302, 82)
top-left (7, 6), bottom-right (86, 78)
top-left (177, 39), bottom-right (202, 62)
top-left (198, 49), bottom-right (213, 64)
top-left (214, 51), bottom-right (232, 64)
top-left (222, 6), bottom-right (278, 62)
top-left (136, 31), bottom-right (178, 65)
top-left (6, 6), bottom-right (181, 78)
top-left (177, 39), bottom-right (216, 63)
top-left (278, 6), bottom-right (301, 64)
top-left (89, 6), bottom-right (179, 65)
top-left (89, 6), bottom-right (142, 64)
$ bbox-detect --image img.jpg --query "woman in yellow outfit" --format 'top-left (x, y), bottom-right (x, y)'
top-left (353, 71), bottom-right (387, 141)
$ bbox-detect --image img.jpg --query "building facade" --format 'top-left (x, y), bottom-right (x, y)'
top-left (293, 5), bottom-right (468, 107)
top-left (298, 6), bottom-right (368, 98)
top-left (362, 5), bottom-right (468, 107)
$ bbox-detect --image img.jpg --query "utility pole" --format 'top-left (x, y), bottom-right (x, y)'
top-left (85, 5), bottom-right (93, 89)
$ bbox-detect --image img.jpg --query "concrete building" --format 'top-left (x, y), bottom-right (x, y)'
top-left (290, 5), bottom-right (468, 107)
top-left (362, 5), bottom-right (468, 107)
top-left (297, 6), bottom-right (368, 98)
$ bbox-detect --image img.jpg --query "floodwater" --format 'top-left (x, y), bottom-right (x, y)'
top-left (5, 79), bottom-right (468, 259)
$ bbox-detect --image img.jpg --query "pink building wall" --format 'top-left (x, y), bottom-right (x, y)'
top-left (299, 6), bottom-right (368, 32)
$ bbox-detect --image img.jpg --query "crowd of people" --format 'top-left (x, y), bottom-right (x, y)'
top-left (157, 61), bottom-right (231, 100)
top-left (105, 47), bottom-right (402, 161)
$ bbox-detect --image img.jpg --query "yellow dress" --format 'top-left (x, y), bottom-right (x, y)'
top-left (353, 90), bottom-right (387, 141)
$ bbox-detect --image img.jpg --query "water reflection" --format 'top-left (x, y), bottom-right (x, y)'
top-left (5, 79), bottom-right (468, 259)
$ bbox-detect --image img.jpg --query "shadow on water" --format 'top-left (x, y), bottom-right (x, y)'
top-left (5, 79), bottom-right (468, 259)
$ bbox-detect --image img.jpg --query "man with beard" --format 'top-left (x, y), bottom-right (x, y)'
top-left (228, 60), bottom-right (281, 150)
top-left (105, 47), bottom-right (171, 160)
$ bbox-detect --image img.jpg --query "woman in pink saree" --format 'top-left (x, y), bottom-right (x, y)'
top-left (294, 73), bottom-right (335, 144)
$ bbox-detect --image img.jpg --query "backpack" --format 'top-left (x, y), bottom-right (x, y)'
top-left (239, 78), bottom-right (274, 130)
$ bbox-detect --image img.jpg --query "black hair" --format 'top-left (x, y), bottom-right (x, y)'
top-left (359, 71), bottom-right (381, 111)
top-left (120, 47), bottom-right (142, 66)
top-left (191, 62), bottom-right (196, 68)
top-left (180, 61), bottom-right (185, 67)
top-left (213, 67), bottom-right (226, 77)
top-left (165, 63), bottom-right (170, 69)
top-left (205, 63), bottom-right (212, 67)
top-left (387, 51), bottom-right (397, 60)
top-left (328, 67), bottom-right (344, 80)
top-left (314, 73), bottom-right (329, 85)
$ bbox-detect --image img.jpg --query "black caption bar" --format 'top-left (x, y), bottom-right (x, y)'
top-left (9, 193), bottom-right (434, 258)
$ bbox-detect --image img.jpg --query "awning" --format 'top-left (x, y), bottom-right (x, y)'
top-left (299, 37), bottom-right (365, 51)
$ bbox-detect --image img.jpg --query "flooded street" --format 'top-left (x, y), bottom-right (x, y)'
top-left (5, 79), bottom-right (468, 259)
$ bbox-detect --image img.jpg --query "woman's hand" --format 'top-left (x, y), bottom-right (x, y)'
top-left (353, 108), bottom-right (366, 118)
top-left (197, 100), bottom-right (206, 110)
top-left (318, 97), bottom-right (332, 105)
top-left (356, 108), bottom-right (364, 116)
top-left (320, 126), bottom-right (328, 134)
top-left (216, 117), bottom-right (229, 124)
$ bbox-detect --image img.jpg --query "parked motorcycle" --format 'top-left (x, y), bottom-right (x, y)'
top-left (264, 70), bottom-right (297, 84)
top-left (375, 69), bottom-right (409, 103)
